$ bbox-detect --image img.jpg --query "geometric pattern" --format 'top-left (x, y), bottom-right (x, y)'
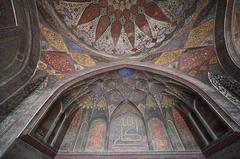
top-left (39, 25), bottom-right (96, 78)
top-left (155, 46), bottom-right (217, 77)
top-left (154, 14), bottom-right (218, 79)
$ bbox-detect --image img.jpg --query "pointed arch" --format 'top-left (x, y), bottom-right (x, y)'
top-left (108, 101), bottom-right (149, 151)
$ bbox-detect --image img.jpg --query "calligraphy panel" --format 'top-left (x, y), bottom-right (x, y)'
top-left (109, 113), bottom-right (148, 152)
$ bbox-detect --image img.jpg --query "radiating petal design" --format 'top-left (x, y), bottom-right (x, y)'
top-left (78, 4), bottom-right (100, 25)
top-left (145, 2), bottom-right (169, 22)
top-left (123, 9), bottom-right (130, 19)
top-left (135, 14), bottom-right (153, 39)
top-left (111, 20), bottom-right (122, 46)
top-left (52, 0), bottom-right (197, 56)
top-left (114, 10), bottom-right (122, 20)
top-left (95, 15), bottom-right (111, 41)
top-left (124, 20), bottom-right (135, 47)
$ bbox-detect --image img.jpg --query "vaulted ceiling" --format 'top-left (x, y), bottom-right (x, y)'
top-left (37, 0), bottom-right (220, 83)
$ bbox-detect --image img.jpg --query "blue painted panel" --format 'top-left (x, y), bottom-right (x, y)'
top-left (118, 68), bottom-right (135, 77)
top-left (64, 38), bottom-right (84, 52)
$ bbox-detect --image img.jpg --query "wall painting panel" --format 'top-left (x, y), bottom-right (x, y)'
top-left (172, 107), bottom-right (199, 151)
top-left (148, 118), bottom-right (171, 151)
top-left (85, 119), bottom-right (106, 152)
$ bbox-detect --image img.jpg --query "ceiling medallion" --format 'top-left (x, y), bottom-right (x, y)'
top-left (53, 0), bottom-right (196, 57)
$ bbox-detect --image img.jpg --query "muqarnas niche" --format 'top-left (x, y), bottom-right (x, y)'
top-left (32, 68), bottom-right (231, 153)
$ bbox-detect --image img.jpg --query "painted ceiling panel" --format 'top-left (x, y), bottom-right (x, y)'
top-left (37, 0), bottom-right (223, 84)
top-left (51, 0), bottom-right (197, 57)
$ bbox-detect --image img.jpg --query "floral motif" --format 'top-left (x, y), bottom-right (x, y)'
top-left (154, 47), bottom-right (216, 77)
top-left (177, 47), bottom-right (214, 74)
top-left (41, 26), bottom-right (68, 52)
top-left (41, 51), bottom-right (76, 73)
top-left (53, 0), bottom-right (196, 56)
top-left (185, 19), bottom-right (214, 48)
top-left (154, 49), bottom-right (184, 65)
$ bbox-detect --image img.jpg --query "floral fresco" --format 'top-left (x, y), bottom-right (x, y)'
top-left (37, 0), bottom-right (220, 82)
top-left (52, 0), bottom-right (197, 56)
top-left (154, 12), bottom-right (218, 79)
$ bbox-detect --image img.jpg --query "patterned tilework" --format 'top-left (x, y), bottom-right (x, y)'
top-left (52, 0), bottom-right (197, 56)
top-left (160, 32), bottom-right (189, 52)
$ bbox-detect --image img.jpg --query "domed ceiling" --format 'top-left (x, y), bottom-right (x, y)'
top-left (37, 0), bottom-right (220, 82)
top-left (51, 0), bottom-right (197, 57)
